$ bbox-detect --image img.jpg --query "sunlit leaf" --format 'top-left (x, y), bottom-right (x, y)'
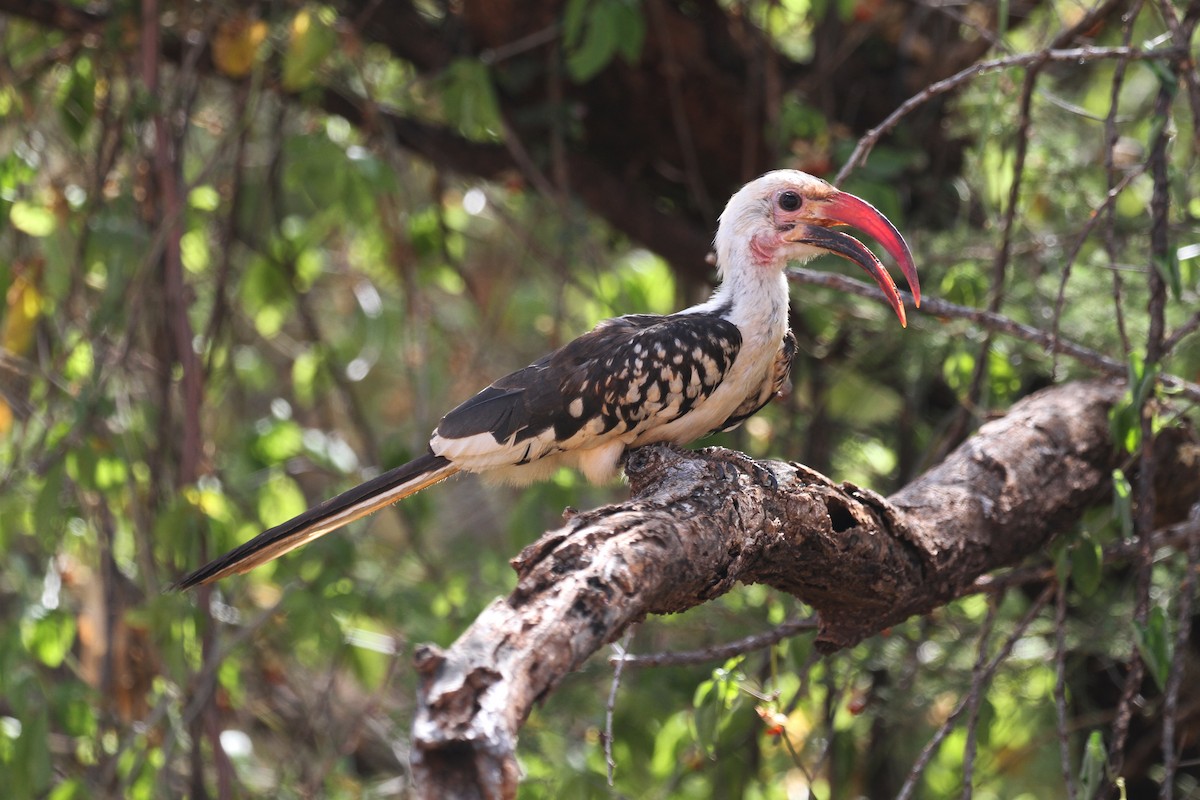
top-left (254, 418), bottom-right (304, 464)
top-left (1, 263), bottom-right (44, 356)
top-left (10, 201), bottom-right (55, 237)
top-left (1079, 730), bottom-right (1106, 800)
top-left (212, 13), bottom-right (268, 79)
top-left (64, 339), bottom-right (94, 382)
top-left (291, 349), bottom-right (320, 406)
top-left (47, 778), bottom-right (87, 800)
top-left (1112, 469), bottom-right (1133, 540)
top-left (188, 185), bottom-right (221, 211)
top-left (282, 6), bottom-right (337, 91)
top-left (20, 612), bottom-right (77, 669)
top-left (180, 229), bottom-right (209, 273)
top-left (257, 471), bottom-right (307, 528)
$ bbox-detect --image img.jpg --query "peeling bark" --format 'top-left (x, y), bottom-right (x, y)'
top-left (410, 381), bottom-right (1200, 799)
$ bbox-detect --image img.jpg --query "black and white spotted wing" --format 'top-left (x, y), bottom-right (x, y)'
top-left (433, 312), bottom-right (743, 467)
top-left (714, 328), bottom-right (796, 433)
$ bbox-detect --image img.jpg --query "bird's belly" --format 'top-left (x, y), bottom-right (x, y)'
top-left (630, 350), bottom-right (774, 446)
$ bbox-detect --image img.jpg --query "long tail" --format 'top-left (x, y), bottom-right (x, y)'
top-left (174, 453), bottom-right (458, 589)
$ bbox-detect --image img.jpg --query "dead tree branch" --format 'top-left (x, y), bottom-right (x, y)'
top-left (409, 380), bottom-right (1200, 798)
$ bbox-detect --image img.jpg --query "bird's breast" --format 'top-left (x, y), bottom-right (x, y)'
top-left (629, 318), bottom-right (786, 446)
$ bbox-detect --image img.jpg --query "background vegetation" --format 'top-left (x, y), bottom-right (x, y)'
top-left (0, 0), bottom-right (1197, 797)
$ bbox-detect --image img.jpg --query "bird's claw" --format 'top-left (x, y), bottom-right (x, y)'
top-left (704, 448), bottom-right (778, 490)
top-left (750, 461), bottom-right (779, 491)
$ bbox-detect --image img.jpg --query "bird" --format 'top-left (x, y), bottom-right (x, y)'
top-left (175, 170), bottom-right (920, 589)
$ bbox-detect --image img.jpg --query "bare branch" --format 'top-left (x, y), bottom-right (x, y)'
top-left (786, 267), bottom-right (1200, 404)
top-left (836, 44), bottom-right (1187, 183)
top-left (897, 585), bottom-right (1054, 800)
top-left (610, 616), bottom-right (819, 668)
top-left (409, 381), bottom-right (1200, 798)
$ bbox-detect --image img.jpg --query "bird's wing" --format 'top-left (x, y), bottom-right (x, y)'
top-left (172, 453), bottom-right (458, 589)
top-left (714, 328), bottom-right (796, 433)
top-left (174, 314), bottom-right (747, 589)
top-left (430, 313), bottom-right (744, 469)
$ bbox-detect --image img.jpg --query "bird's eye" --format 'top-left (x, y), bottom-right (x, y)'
top-left (778, 190), bottom-right (802, 212)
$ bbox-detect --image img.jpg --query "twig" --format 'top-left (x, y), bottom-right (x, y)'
top-left (1148, 39), bottom-right (1191, 796)
top-left (896, 585), bottom-right (1055, 800)
top-left (967, 517), bottom-right (1200, 597)
top-left (949, 51), bottom-right (1043, 447)
top-left (836, 45), bottom-right (1186, 183)
top-left (959, 595), bottom-right (1000, 800)
top-left (647, 0), bottom-right (715, 222)
top-left (1101, 2), bottom-right (1144, 362)
top-left (1160, 518), bottom-right (1200, 798)
top-left (1153, 0), bottom-right (1200, 142)
top-left (1054, 572), bottom-right (1078, 800)
top-left (1115, 62), bottom-right (1177, 781)
top-left (606, 630), bottom-right (634, 788)
top-left (785, 267), bottom-right (1200, 403)
top-left (1163, 310), bottom-right (1200, 356)
top-left (1050, 166), bottom-right (1147, 375)
top-left (610, 617), bottom-right (819, 668)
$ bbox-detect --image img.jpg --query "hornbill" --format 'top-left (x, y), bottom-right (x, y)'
top-left (176, 170), bottom-right (920, 589)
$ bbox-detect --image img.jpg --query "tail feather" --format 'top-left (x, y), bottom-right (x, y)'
top-left (174, 453), bottom-right (458, 589)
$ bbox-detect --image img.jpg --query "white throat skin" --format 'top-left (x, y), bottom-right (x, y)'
top-left (692, 185), bottom-right (798, 341)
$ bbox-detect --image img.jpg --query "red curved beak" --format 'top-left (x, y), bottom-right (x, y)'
top-left (783, 190), bottom-right (920, 327)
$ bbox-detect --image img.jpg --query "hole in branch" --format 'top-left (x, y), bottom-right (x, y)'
top-left (826, 499), bottom-right (857, 533)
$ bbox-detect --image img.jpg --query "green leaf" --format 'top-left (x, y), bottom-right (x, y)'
top-left (1112, 469), bottom-right (1133, 539)
top-left (1134, 605), bottom-right (1170, 691)
top-left (691, 677), bottom-right (718, 757)
top-left (257, 471), bottom-right (307, 528)
top-left (57, 56), bottom-right (96, 144)
top-left (14, 706), bottom-right (52, 797)
top-left (1128, 353), bottom-right (1157, 411)
top-left (1054, 537), bottom-right (1071, 582)
top-left (20, 611), bottom-right (77, 669)
top-left (1108, 395), bottom-right (1139, 455)
top-left (1078, 730), bottom-right (1106, 800)
top-left (440, 59), bottom-right (502, 140)
top-left (563, 0), bottom-right (590, 47)
top-left (611, 1), bottom-right (646, 64)
top-left (253, 418), bottom-right (304, 464)
top-left (239, 256), bottom-right (294, 338)
top-left (34, 462), bottom-right (67, 537)
top-left (1070, 532), bottom-right (1103, 597)
top-left (292, 349), bottom-right (320, 406)
top-left (188, 185), bottom-right (221, 211)
top-left (48, 778), bottom-right (88, 800)
top-left (180, 229), bottom-right (210, 274)
top-left (282, 5), bottom-right (338, 91)
top-left (565, 0), bottom-right (621, 82)
top-left (1151, 252), bottom-right (1182, 301)
top-left (94, 455), bottom-right (128, 491)
top-left (1141, 59), bottom-right (1178, 97)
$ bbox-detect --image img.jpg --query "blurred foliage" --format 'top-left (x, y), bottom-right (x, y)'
top-left (0, 0), bottom-right (1198, 798)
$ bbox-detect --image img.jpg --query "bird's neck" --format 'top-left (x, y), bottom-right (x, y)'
top-left (691, 255), bottom-right (790, 340)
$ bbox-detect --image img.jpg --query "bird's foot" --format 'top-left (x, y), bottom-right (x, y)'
top-left (702, 447), bottom-right (778, 490)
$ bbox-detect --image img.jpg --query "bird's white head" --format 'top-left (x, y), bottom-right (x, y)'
top-left (714, 169), bottom-right (920, 326)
